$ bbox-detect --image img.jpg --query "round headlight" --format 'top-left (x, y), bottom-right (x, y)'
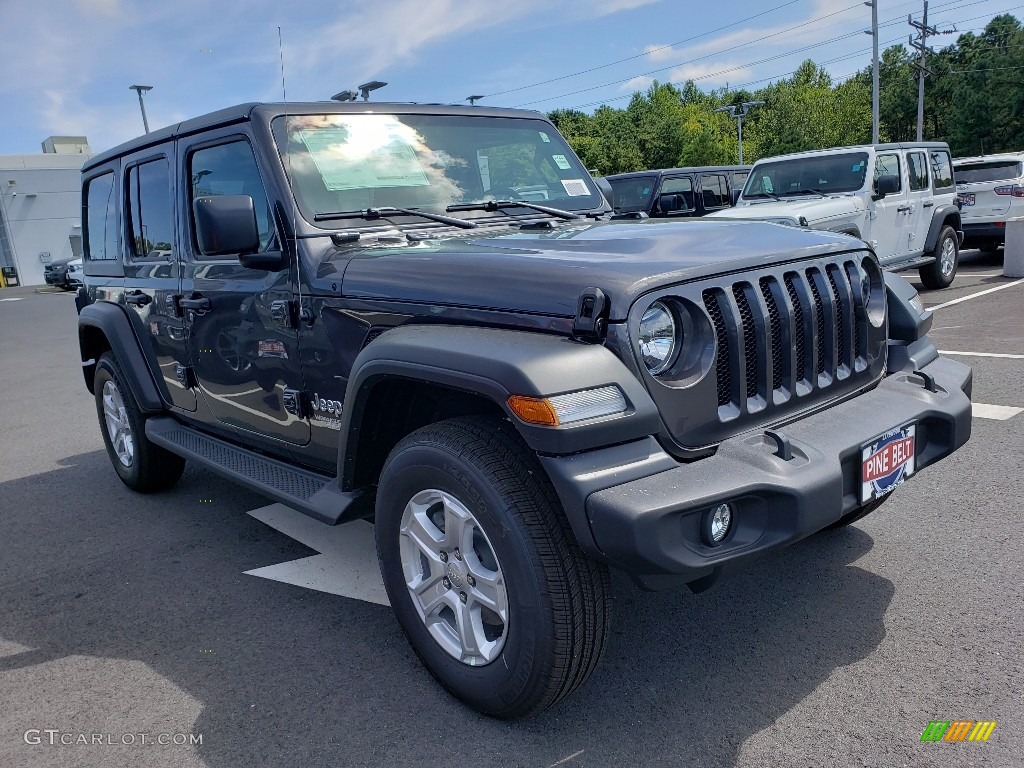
top-left (639, 301), bottom-right (677, 375)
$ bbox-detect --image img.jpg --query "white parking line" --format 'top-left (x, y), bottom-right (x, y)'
top-left (0, 297), bottom-right (26, 302)
top-left (928, 278), bottom-right (1024, 310)
top-left (940, 351), bottom-right (1024, 359)
top-left (973, 403), bottom-right (1023, 421)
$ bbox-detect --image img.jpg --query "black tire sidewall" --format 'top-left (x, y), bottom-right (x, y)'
top-left (375, 441), bottom-right (556, 716)
top-left (923, 226), bottom-right (958, 289)
top-left (94, 354), bottom-right (146, 488)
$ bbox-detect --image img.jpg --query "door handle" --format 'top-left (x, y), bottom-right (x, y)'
top-left (179, 294), bottom-right (212, 312)
top-left (897, 205), bottom-right (911, 213)
top-left (923, 201), bottom-right (934, 208)
top-left (124, 291), bottom-right (152, 307)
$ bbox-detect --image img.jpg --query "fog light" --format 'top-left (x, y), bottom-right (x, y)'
top-left (705, 503), bottom-right (733, 545)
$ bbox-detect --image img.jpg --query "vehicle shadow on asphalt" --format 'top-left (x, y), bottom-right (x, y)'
top-left (0, 452), bottom-right (893, 768)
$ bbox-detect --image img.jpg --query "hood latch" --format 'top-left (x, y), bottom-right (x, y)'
top-left (572, 287), bottom-right (609, 342)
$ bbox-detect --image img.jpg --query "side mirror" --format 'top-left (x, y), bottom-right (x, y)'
top-left (193, 195), bottom-right (260, 257)
top-left (593, 176), bottom-right (614, 208)
top-left (873, 174), bottom-right (899, 200)
top-left (729, 188), bottom-right (742, 206)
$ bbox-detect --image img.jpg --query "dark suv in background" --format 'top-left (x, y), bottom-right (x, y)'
top-left (604, 165), bottom-right (750, 217)
top-left (75, 102), bottom-right (971, 719)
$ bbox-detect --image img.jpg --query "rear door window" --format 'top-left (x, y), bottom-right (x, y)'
top-left (929, 150), bottom-right (954, 190)
top-left (907, 152), bottom-right (929, 191)
top-left (126, 158), bottom-right (174, 261)
top-left (658, 176), bottom-right (694, 213)
top-left (699, 174), bottom-right (728, 209)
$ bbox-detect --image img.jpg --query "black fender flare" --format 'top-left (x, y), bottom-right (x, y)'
top-left (923, 205), bottom-right (962, 252)
top-left (335, 324), bottom-right (661, 483)
top-left (78, 302), bottom-right (164, 413)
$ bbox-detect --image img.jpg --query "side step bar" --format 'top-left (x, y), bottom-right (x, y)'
top-left (145, 416), bottom-right (372, 525)
top-left (888, 256), bottom-right (935, 272)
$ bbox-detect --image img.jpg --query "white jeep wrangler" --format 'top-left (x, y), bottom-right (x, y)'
top-left (708, 142), bottom-right (963, 289)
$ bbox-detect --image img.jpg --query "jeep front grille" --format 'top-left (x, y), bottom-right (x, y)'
top-left (701, 256), bottom-right (874, 418)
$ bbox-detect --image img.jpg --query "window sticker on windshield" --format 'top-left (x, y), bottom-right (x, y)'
top-left (477, 151), bottom-right (491, 192)
top-left (561, 179), bottom-right (589, 196)
top-left (552, 154), bottom-right (572, 170)
top-left (296, 123), bottom-right (429, 191)
top-left (539, 132), bottom-right (551, 143)
top-left (852, 161), bottom-right (865, 171)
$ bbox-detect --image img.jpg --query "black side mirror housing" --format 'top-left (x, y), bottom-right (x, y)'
top-left (193, 195), bottom-right (261, 257)
top-left (729, 188), bottom-right (742, 206)
top-left (873, 174), bottom-right (899, 200)
top-left (593, 176), bottom-right (614, 208)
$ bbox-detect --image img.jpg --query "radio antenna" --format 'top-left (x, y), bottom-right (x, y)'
top-left (277, 26), bottom-right (302, 304)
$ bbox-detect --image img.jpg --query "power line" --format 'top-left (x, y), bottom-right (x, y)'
top-left (507, 0), bottom-right (976, 108)
top-left (557, 4), bottom-right (1022, 112)
top-left (512, 1), bottom-right (869, 107)
top-left (485, 0), bottom-right (801, 98)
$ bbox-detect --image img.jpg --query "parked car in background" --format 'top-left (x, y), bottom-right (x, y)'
top-left (65, 259), bottom-right (84, 289)
top-left (43, 258), bottom-right (75, 289)
top-left (709, 142), bottom-right (963, 289)
top-left (604, 165), bottom-right (750, 218)
top-left (952, 152), bottom-right (1024, 253)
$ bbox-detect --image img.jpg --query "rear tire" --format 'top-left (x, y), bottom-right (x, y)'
top-left (94, 352), bottom-right (186, 492)
top-left (919, 225), bottom-right (959, 289)
top-left (374, 416), bottom-right (611, 718)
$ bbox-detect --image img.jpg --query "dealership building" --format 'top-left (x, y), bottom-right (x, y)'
top-left (0, 137), bottom-right (93, 288)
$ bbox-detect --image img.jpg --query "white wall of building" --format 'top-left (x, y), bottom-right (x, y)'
top-left (0, 151), bottom-right (92, 287)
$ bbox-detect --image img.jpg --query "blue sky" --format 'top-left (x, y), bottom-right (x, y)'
top-left (0, 0), bottom-right (1017, 155)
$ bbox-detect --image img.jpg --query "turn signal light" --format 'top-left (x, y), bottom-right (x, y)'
top-left (507, 396), bottom-right (560, 426)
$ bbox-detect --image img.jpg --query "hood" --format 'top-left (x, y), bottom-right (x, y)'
top-left (709, 196), bottom-right (865, 225)
top-left (331, 218), bottom-right (865, 321)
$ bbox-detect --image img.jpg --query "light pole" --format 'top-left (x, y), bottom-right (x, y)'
top-left (129, 85), bottom-right (153, 134)
top-left (714, 100), bottom-right (764, 165)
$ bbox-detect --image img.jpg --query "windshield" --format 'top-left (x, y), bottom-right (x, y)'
top-left (953, 160), bottom-right (1023, 184)
top-left (606, 175), bottom-right (657, 212)
top-left (743, 152), bottom-right (869, 197)
top-left (271, 113), bottom-right (602, 226)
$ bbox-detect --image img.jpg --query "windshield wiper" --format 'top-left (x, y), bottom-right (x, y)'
top-left (781, 188), bottom-right (828, 197)
top-left (747, 191), bottom-right (781, 201)
top-left (446, 200), bottom-right (581, 220)
top-left (313, 206), bottom-right (478, 229)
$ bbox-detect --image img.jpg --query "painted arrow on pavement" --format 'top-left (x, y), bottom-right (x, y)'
top-left (244, 503), bottom-right (390, 606)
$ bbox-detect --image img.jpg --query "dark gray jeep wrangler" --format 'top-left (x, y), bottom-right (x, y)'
top-left (76, 102), bottom-right (972, 718)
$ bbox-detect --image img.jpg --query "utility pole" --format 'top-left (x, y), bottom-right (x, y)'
top-left (909, 2), bottom-right (955, 141)
top-left (865, 1), bottom-right (879, 144)
top-left (129, 85), bottom-right (153, 134)
top-left (714, 101), bottom-right (764, 165)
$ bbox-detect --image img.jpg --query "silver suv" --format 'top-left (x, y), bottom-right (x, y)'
top-left (953, 152), bottom-right (1024, 253)
top-left (709, 142), bottom-right (963, 289)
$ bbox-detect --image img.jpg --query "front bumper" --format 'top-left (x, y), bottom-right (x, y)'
top-left (544, 355), bottom-right (972, 590)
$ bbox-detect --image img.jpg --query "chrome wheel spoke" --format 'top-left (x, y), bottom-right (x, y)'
top-left (466, 566), bottom-right (507, 620)
top-left (102, 379), bottom-right (134, 466)
top-left (398, 488), bottom-right (508, 666)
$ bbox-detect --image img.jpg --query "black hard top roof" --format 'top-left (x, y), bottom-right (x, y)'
top-left (605, 165), bottom-right (751, 181)
top-left (83, 101), bottom-right (549, 172)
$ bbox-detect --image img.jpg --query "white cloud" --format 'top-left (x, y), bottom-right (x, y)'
top-left (593, 0), bottom-right (662, 15)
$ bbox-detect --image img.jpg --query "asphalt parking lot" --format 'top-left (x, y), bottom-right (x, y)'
top-left (0, 250), bottom-right (1020, 768)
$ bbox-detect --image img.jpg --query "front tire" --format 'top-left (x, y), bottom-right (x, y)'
top-left (375, 416), bottom-right (611, 718)
top-left (919, 225), bottom-right (959, 289)
top-left (94, 352), bottom-right (186, 492)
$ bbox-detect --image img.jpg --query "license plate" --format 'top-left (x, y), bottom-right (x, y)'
top-left (958, 193), bottom-right (975, 206)
top-left (861, 424), bottom-right (916, 503)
